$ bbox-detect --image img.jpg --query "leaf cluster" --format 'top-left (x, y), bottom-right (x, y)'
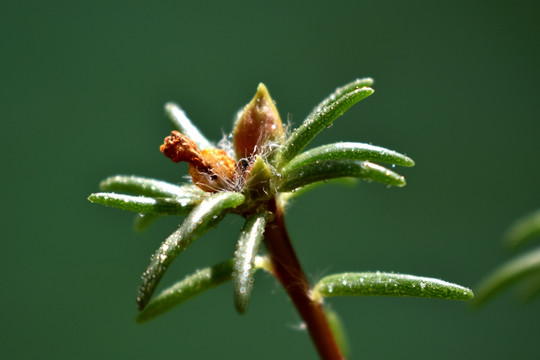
top-left (474, 209), bottom-right (540, 306)
top-left (89, 79), bottom-right (474, 357)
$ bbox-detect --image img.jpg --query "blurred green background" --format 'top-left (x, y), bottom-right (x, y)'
top-left (2, 1), bottom-right (539, 359)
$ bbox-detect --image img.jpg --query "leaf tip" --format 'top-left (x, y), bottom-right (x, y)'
top-left (456, 286), bottom-right (475, 301)
top-left (134, 312), bottom-right (147, 324)
top-left (87, 193), bottom-right (99, 203)
top-left (404, 157), bottom-right (415, 167)
top-left (164, 101), bottom-right (179, 113)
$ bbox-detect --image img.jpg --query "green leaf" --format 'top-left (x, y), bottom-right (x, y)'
top-left (312, 272), bottom-right (473, 302)
top-left (164, 102), bottom-right (213, 150)
top-left (136, 191), bottom-right (245, 310)
top-left (88, 193), bottom-right (196, 215)
top-left (136, 259), bottom-right (235, 323)
top-left (503, 209), bottom-right (540, 250)
top-left (313, 78), bottom-right (373, 111)
top-left (283, 142), bottom-right (414, 173)
top-left (323, 306), bottom-right (350, 358)
top-left (473, 247), bottom-right (540, 307)
top-left (133, 213), bottom-right (160, 232)
top-left (276, 79), bottom-right (374, 169)
top-left (278, 159), bottom-right (406, 192)
top-left (99, 175), bottom-right (205, 199)
top-left (233, 211), bottom-right (272, 313)
top-left (136, 256), bottom-right (270, 323)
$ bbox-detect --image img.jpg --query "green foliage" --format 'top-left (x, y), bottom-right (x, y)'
top-left (276, 78), bottom-right (374, 168)
top-left (312, 272), bottom-right (473, 302)
top-left (474, 209), bottom-right (540, 307)
top-left (504, 209), bottom-right (540, 250)
top-left (165, 102), bottom-right (213, 149)
top-left (136, 258), bottom-right (237, 324)
top-left (278, 159), bottom-right (406, 192)
top-left (136, 191), bottom-right (245, 309)
top-left (88, 193), bottom-right (196, 215)
top-left (233, 212), bottom-right (272, 313)
top-left (89, 80), bottom-right (473, 359)
top-left (283, 142), bottom-right (414, 171)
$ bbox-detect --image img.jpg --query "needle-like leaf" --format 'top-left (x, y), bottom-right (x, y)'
top-left (284, 142), bottom-right (414, 173)
top-left (503, 209), bottom-right (540, 250)
top-left (164, 102), bottom-right (213, 150)
top-left (136, 191), bottom-right (245, 310)
top-left (278, 159), bottom-right (405, 192)
top-left (312, 272), bottom-right (473, 302)
top-left (136, 256), bottom-right (271, 323)
top-left (473, 247), bottom-right (540, 307)
top-left (276, 79), bottom-right (374, 168)
top-left (233, 211), bottom-right (272, 313)
top-left (316, 78), bottom-right (374, 109)
top-left (136, 259), bottom-right (235, 323)
top-left (100, 175), bottom-right (205, 199)
top-left (88, 193), bottom-right (197, 215)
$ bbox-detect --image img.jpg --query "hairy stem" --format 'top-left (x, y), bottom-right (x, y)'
top-left (264, 198), bottom-right (343, 360)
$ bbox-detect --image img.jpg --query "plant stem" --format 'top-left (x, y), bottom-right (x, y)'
top-left (264, 198), bottom-right (344, 360)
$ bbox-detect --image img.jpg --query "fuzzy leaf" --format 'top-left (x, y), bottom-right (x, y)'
top-left (278, 159), bottom-right (405, 192)
top-left (503, 209), bottom-right (540, 250)
top-left (136, 256), bottom-right (270, 323)
top-left (136, 191), bottom-right (245, 310)
top-left (316, 78), bottom-right (374, 109)
top-left (233, 211), bottom-right (272, 313)
top-left (88, 193), bottom-right (196, 215)
top-left (136, 259), bottom-right (235, 323)
top-left (473, 247), bottom-right (540, 307)
top-left (164, 102), bottom-right (213, 149)
top-left (284, 142), bottom-right (414, 173)
top-left (276, 79), bottom-right (374, 168)
top-left (100, 175), bottom-right (205, 200)
top-left (312, 272), bottom-right (473, 301)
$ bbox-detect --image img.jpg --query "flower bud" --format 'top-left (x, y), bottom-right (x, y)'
top-left (233, 83), bottom-right (285, 159)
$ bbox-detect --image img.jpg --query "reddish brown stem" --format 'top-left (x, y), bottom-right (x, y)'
top-left (264, 198), bottom-right (343, 360)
